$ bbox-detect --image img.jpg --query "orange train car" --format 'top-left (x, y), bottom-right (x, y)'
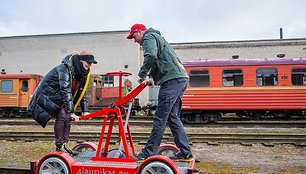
top-left (181, 58), bottom-right (306, 123)
top-left (0, 72), bottom-right (137, 117)
top-left (0, 73), bottom-right (43, 117)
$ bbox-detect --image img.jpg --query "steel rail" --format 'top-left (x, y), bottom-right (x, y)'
top-left (1, 131), bottom-right (305, 145)
top-left (0, 167), bottom-right (30, 174)
top-left (0, 119), bottom-right (306, 128)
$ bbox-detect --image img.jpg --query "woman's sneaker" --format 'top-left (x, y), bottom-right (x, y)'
top-left (63, 144), bottom-right (79, 156)
top-left (55, 144), bottom-right (63, 152)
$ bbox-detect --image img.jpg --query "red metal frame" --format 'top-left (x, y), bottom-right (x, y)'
top-left (80, 82), bottom-right (147, 162)
top-left (80, 82), bottom-right (147, 120)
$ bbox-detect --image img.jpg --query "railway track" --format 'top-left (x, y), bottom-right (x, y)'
top-left (1, 131), bottom-right (306, 146)
top-left (0, 167), bottom-right (30, 174)
top-left (1, 118), bottom-right (306, 128)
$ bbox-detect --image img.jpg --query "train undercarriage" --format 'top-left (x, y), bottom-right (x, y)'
top-left (0, 107), bottom-right (28, 117)
top-left (179, 110), bottom-right (306, 123)
top-left (2, 106), bottom-right (306, 124)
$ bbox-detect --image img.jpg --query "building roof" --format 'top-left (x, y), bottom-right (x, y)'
top-left (0, 74), bottom-right (43, 79)
top-left (183, 57), bottom-right (306, 67)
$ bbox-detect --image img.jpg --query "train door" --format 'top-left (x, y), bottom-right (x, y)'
top-left (19, 79), bottom-right (29, 107)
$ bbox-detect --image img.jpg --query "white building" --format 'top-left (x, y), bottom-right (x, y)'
top-left (1, 31), bottom-right (306, 105)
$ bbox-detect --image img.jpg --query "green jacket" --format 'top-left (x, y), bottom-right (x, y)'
top-left (138, 28), bottom-right (188, 85)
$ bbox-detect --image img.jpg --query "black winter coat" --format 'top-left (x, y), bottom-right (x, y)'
top-left (27, 55), bottom-right (89, 127)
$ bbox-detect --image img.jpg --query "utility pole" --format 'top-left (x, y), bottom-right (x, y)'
top-left (280, 28), bottom-right (283, 39)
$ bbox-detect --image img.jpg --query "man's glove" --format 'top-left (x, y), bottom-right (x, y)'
top-left (138, 78), bottom-right (154, 87)
top-left (137, 78), bottom-right (145, 83)
top-left (144, 78), bottom-right (154, 87)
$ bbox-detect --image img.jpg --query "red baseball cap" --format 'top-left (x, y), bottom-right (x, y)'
top-left (127, 24), bottom-right (147, 39)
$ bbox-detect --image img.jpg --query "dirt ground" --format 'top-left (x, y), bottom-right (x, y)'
top-left (0, 124), bottom-right (305, 173)
top-left (192, 143), bottom-right (306, 174)
top-left (0, 140), bottom-right (305, 174)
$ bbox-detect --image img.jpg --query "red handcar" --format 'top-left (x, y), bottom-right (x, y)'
top-left (30, 73), bottom-right (196, 174)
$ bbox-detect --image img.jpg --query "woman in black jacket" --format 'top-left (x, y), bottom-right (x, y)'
top-left (27, 51), bottom-right (97, 154)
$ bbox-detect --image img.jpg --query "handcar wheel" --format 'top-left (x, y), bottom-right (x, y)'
top-left (140, 161), bottom-right (174, 174)
top-left (39, 157), bottom-right (69, 174)
top-left (72, 143), bottom-right (97, 159)
top-left (157, 146), bottom-right (179, 158)
top-left (107, 149), bottom-right (126, 158)
top-left (73, 144), bottom-right (96, 154)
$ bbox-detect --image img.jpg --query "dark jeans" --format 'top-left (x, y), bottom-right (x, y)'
top-left (54, 108), bottom-right (71, 146)
top-left (142, 77), bottom-right (192, 157)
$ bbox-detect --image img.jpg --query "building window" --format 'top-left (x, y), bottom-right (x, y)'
top-left (1, 80), bottom-right (13, 92)
top-left (256, 68), bottom-right (278, 86)
top-left (292, 68), bottom-right (306, 86)
top-left (102, 75), bottom-right (114, 87)
top-left (222, 69), bottom-right (243, 86)
top-left (189, 69), bottom-right (210, 87)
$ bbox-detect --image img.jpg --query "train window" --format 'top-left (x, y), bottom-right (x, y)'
top-left (21, 80), bottom-right (29, 92)
top-left (256, 68), bottom-right (278, 86)
top-left (292, 68), bottom-right (306, 86)
top-left (103, 75), bottom-right (114, 87)
top-left (1, 80), bottom-right (13, 92)
top-left (189, 70), bottom-right (210, 87)
top-left (222, 69), bottom-right (243, 86)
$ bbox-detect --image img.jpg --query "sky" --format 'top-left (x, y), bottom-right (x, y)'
top-left (0, 0), bottom-right (306, 43)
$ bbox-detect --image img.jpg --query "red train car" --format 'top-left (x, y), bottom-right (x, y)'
top-left (0, 72), bottom-right (42, 117)
top-left (181, 58), bottom-right (306, 123)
